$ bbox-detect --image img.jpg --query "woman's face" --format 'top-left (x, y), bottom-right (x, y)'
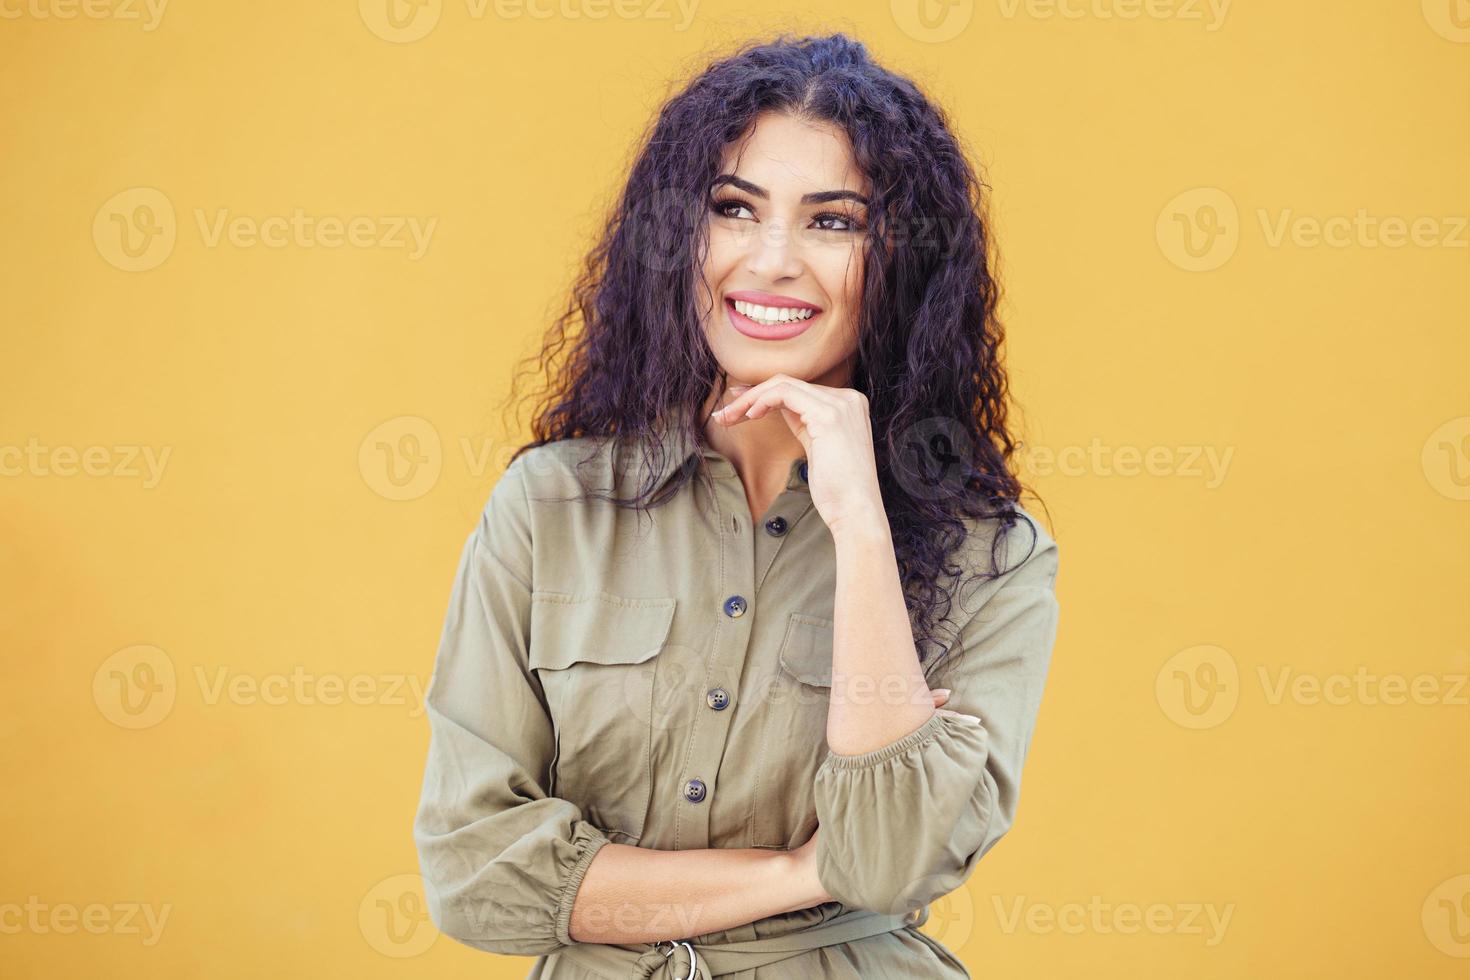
top-left (698, 111), bottom-right (870, 390)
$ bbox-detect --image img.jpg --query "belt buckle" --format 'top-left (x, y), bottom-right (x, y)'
top-left (654, 939), bottom-right (697, 980)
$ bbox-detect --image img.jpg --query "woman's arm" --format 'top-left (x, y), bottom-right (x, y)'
top-left (812, 529), bottom-right (1060, 913)
top-left (567, 680), bottom-right (951, 944)
top-left (827, 515), bottom-right (952, 752)
top-left (713, 376), bottom-right (1061, 916)
top-left (567, 833), bottom-right (828, 944)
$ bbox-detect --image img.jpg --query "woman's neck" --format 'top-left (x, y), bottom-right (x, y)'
top-left (704, 409), bottom-right (804, 522)
top-left (699, 359), bottom-right (854, 522)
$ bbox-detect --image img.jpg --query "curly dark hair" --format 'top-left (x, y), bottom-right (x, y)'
top-left (505, 31), bottom-right (1045, 664)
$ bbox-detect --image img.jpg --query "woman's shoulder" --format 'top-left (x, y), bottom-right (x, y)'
top-left (957, 500), bottom-right (1058, 582)
top-left (938, 501), bottom-right (1059, 625)
top-left (919, 501), bottom-right (1060, 668)
top-left (500, 435), bottom-right (626, 499)
top-left (474, 437), bottom-right (622, 555)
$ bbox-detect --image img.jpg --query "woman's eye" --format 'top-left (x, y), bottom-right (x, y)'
top-left (813, 212), bottom-right (863, 232)
top-left (711, 198), bottom-right (754, 220)
top-left (709, 198), bottom-right (865, 233)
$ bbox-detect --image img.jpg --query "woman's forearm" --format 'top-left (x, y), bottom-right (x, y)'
top-left (827, 514), bottom-right (936, 755)
top-left (567, 841), bottom-right (828, 944)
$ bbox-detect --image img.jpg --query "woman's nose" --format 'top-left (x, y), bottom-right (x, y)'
top-left (746, 217), bottom-right (805, 279)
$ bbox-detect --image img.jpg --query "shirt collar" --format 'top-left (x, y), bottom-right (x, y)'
top-left (638, 414), bottom-right (810, 496)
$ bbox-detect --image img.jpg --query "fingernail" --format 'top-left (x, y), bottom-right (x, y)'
top-left (934, 688), bottom-right (951, 696)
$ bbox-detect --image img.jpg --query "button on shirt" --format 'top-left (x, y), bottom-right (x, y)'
top-left (412, 420), bottom-right (1061, 977)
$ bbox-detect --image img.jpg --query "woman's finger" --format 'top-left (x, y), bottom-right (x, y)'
top-left (709, 383), bottom-right (749, 416)
top-left (740, 382), bottom-right (838, 428)
top-left (711, 373), bottom-right (838, 424)
top-left (935, 707), bottom-right (981, 725)
top-left (931, 688), bottom-right (951, 707)
top-left (710, 379), bottom-right (776, 422)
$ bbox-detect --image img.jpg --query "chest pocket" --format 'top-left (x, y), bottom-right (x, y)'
top-left (529, 590), bottom-right (676, 844)
top-left (752, 612), bottom-right (835, 847)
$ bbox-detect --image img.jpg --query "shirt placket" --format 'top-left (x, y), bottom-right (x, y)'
top-left (753, 458), bottom-right (813, 596)
top-left (672, 454), bottom-right (811, 850)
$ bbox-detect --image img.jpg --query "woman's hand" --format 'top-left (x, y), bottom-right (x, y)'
top-left (711, 374), bottom-right (885, 537)
top-left (930, 686), bottom-right (980, 725)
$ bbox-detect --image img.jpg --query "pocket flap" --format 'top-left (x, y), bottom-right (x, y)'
top-left (529, 591), bottom-right (676, 671)
top-left (778, 612), bottom-right (833, 687)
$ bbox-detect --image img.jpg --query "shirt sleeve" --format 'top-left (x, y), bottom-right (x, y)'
top-left (811, 514), bottom-right (1060, 915)
top-left (412, 456), bottom-right (611, 955)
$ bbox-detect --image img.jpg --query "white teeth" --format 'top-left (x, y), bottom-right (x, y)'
top-left (732, 299), bottom-right (817, 325)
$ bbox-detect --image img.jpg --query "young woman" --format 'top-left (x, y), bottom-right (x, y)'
top-left (413, 32), bottom-right (1061, 979)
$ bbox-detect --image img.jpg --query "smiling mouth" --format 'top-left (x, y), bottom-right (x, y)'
top-left (724, 297), bottom-right (823, 340)
top-left (728, 298), bottom-right (820, 326)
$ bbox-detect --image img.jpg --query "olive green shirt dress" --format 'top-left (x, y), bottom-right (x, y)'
top-left (412, 421), bottom-right (1061, 979)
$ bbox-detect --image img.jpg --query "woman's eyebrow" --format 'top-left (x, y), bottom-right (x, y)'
top-left (711, 174), bottom-right (869, 206)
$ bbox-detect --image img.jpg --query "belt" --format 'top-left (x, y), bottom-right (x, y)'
top-left (555, 905), bottom-right (928, 979)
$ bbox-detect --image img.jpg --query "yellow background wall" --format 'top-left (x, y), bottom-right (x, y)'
top-left (3, 1), bottom-right (1467, 976)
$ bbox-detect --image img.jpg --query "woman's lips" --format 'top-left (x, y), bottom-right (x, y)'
top-left (725, 298), bottom-right (822, 341)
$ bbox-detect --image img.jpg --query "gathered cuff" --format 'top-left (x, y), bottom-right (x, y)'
top-left (812, 712), bottom-right (991, 913)
top-left (819, 711), bottom-right (955, 771)
top-left (553, 823), bottom-right (612, 947)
